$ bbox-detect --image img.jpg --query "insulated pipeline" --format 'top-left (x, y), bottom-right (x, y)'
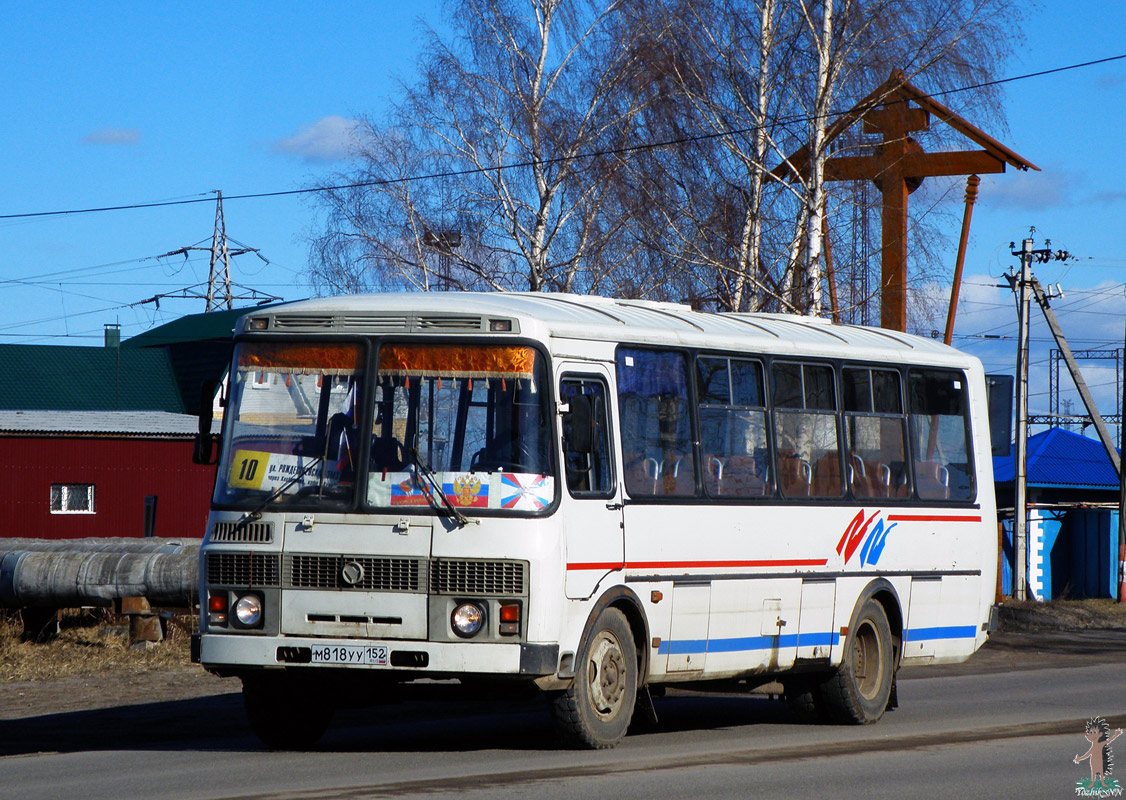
top-left (0, 540), bottom-right (200, 608)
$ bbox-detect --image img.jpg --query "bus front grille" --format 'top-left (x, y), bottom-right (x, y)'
top-left (205, 552), bottom-right (527, 597)
top-left (430, 559), bottom-right (527, 596)
top-left (206, 552), bottom-right (280, 587)
top-left (209, 521), bottom-right (273, 544)
top-left (285, 555), bottom-right (422, 592)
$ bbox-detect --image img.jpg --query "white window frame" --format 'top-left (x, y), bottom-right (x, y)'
top-left (50, 483), bottom-right (96, 515)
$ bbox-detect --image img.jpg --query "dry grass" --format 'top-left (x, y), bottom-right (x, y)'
top-left (0, 608), bottom-right (195, 683)
top-left (998, 597), bottom-right (1126, 632)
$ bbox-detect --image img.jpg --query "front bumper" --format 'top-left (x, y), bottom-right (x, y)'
top-left (198, 633), bottom-right (558, 677)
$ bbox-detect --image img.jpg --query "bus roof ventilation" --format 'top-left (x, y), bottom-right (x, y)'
top-left (416, 315), bottom-right (484, 330)
top-left (272, 314), bottom-right (334, 329)
top-left (266, 313), bottom-right (490, 333)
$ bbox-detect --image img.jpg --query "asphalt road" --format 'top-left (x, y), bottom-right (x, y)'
top-left (3, 639), bottom-right (1125, 800)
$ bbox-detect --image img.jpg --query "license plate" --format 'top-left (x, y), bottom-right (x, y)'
top-left (310, 644), bottom-right (389, 666)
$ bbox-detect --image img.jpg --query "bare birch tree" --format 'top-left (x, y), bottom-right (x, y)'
top-left (309, 0), bottom-right (647, 295)
top-left (776, 0), bottom-right (1024, 322)
top-left (617, 0), bottom-right (1024, 320)
top-left (308, 0), bottom-right (1026, 325)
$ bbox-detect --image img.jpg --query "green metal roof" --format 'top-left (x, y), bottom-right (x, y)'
top-left (121, 305), bottom-right (279, 348)
top-left (0, 344), bottom-right (185, 412)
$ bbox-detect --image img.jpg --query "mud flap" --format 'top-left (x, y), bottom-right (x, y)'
top-left (635, 685), bottom-right (659, 726)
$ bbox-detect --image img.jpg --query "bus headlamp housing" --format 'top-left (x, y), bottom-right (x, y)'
top-left (451, 602), bottom-right (485, 638)
top-left (234, 593), bottom-right (264, 628)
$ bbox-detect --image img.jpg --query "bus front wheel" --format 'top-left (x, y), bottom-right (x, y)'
top-left (552, 607), bottom-right (638, 749)
top-left (242, 672), bottom-right (335, 750)
top-left (819, 598), bottom-right (894, 724)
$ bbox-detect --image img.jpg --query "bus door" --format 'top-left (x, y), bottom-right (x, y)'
top-left (559, 370), bottom-right (624, 599)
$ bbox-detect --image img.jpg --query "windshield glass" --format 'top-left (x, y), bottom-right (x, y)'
top-left (213, 341), bottom-right (365, 509)
top-left (368, 343), bottom-right (555, 513)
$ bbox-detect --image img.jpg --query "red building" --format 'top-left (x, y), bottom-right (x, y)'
top-left (0, 411), bottom-right (217, 540)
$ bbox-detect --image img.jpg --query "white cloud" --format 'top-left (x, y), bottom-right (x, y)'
top-left (82, 127), bottom-right (141, 145)
top-left (272, 116), bottom-right (361, 162)
top-left (978, 169), bottom-right (1072, 211)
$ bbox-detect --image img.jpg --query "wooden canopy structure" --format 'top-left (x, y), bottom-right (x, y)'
top-left (774, 70), bottom-right (1039, 332)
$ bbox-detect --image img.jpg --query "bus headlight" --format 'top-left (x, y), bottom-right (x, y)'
top-left (234, 593), bottom-right (263, 628)
top-left (451, 602), bottom-right (485, 638)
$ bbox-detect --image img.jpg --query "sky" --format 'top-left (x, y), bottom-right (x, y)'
top-left (1, 1), bottom-right (1125, 432)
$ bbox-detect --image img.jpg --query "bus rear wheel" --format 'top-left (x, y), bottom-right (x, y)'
top-left (242, 672), bottom-right (335, 750)
top-left (818, 598), bottom-right (894, 724)
top-left (552, 607), bottom-right (638, 749)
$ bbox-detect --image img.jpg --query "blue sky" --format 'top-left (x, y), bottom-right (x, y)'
top-left (2, 1), bottom-right (1125, 428)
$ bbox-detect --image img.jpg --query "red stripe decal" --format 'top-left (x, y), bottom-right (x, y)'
top-left (626, 559), bottom-right (828, 570)
top-left (566, 558), bottom-right (827, 571)
top-left (886, 514), bottom-right (982, 523)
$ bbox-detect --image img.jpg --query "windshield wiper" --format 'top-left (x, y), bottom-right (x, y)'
top-left (410, 446), bottom-right (478, 528)
top-left (229, 457), bottom-right (324, 535)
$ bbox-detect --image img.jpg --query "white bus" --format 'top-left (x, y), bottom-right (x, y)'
top-left (193, 292), bottom-right (998, 750)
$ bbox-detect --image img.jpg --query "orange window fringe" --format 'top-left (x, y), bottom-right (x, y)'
top-left (378, 344), bottom-right (536, 379)
top-left (238, 342), bottom-right (363, 375)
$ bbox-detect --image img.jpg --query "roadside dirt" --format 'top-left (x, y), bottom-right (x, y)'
top-left (898, 597), bottom-right (1126, 678)
top-left (2, 598), bottom-right (1124, 722)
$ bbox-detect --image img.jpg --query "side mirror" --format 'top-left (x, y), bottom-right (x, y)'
top-left (985, 374), bottom-right (1014, 457)
top-left (193, 379), bottom-right (219, 465)
top-left (563, 394), bottom-right (595, 454)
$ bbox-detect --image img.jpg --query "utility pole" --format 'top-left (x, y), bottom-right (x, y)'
top-left (1005, 233), bottom-right (1072, 601)
top-left (1120, 298), bottom-right (1126, 603)
top-left (1011, 237), bottom-right (1033, 601)
top-left (1031, 278), bottom-right (1117, 471)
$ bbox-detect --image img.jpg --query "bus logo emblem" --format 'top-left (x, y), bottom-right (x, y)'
top-left (340, 560), bottom-right (365, 587)
top-left (836, 509), bottom-right (896, 567)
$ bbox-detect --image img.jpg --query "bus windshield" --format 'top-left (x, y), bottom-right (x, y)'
top-left (213, 341), bottom-right (365, 509)
top-left (366, 343), bottom-right (555, 513)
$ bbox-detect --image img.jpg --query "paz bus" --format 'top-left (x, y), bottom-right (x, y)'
top-left (193, 292), bottom-right (998, 749)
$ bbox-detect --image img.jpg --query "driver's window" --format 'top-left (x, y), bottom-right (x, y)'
top-left (560, 377), bottom-right (614, 498)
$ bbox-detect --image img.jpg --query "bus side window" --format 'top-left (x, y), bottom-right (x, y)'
top-left (907, 370), bottom-right (975, 502)
top-left (560, 377), bottom-right (614, 497)
top-left (772, 362), bottom-right (842, 499)
top-left (697, 355), bottom-right (770, 498)
top-left (616, 348), bottom-right (695, 497)
top-left (843, 367), bottom-right (909, 499)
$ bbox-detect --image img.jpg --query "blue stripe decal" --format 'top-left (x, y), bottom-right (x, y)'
top-left (795, 631), bottom-right (839, 647)
top-left (903, 625), bottom-right (977, 642)
top-left (657, 631), bottom-right (841, 656)
top-left (656, 625), bottom-right (978, 656)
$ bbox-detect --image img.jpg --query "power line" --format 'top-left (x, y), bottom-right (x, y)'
top-left (2, 53), bottom-right (1124, 222)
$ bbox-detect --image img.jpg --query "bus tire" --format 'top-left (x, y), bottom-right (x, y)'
top-left (818, 598), bottom-right (894, 724)
top-left (783, 675), bottom-right (828, 721)
top-left (552, 607), bottom-right (638, 749)
top-left (242, 672), bottom-right (334, 750)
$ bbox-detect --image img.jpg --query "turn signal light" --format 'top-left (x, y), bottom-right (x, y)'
top-left (208, 593), bottom-right (227, 613)
top-left (499, 603), bottom-right (520, 635)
